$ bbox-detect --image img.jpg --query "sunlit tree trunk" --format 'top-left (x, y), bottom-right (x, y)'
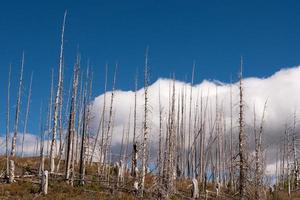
top-left (50, 11), bottom-right (67, 173)
top-left (11, 53), bottom-right (24, 157)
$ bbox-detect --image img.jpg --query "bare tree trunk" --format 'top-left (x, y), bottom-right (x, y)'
top-left (21, 72), bottom-right (33, 157)
top-left (238, 57), bottom-right (247, 199)
top-left (6, 65), bottom-right (11, 182)
top-left (254, 100), bottom-right (267, 200)
top-left (167, 78), bottom-right (177, 195)
top-left (79, 97), bottom-right (87, 185)
top-left (131, 73), bottom-right (138, 179)
top-left (103, 64), bottom-right (117, 181)
top-left (75, 75), bottom-right (83, 164)
top-left (229, 78), bottom-right (234, 190)
top-left (50, 11), bottom-right (67, 173)
top-left (39, 102), bottom-right (45, 176)
top-left (98, 65), bottom-right (108, 169)
top-left (65, 60), bottom-right (79, 185)
top-left (158, 81), bottom-right (163, 182)
top-left (11, 52), bottom-right (24, 157)
top-left (9, 160), bottom-right (15, 183)
top-left (41, 170), bottom-right (48, 195)
top-left (187, 62), bottom-right (195, 177)
top-left (140, 48), bottom-right (149, 197)
top-left (47, 69), bottom-right (54, 157)
top-left (292, 111), bottom-right (298, 189)
top-left (286, 124), bottom-right (291, 196)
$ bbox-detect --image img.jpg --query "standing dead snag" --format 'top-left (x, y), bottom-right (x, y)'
top-left (131, 73), bottom-right (138, 179)
top-left (38, 102), bottom-right (45, 176)
top-left (229, 77), bottom-right (234, 191)
top-left (254, 100), bottom-right (267, 200)
top-left (65, 59), bottom-right (79, 185)
top-left (102, 64), bottom-right (117, 182)
top-left (6, 65), bottom-right (11, 182)
top-left (157, 81), bottom-right (163, 183)
top-left (47, 69), bottom-right (54, 157)
top-left (98, 64), bottom-right (108, 169)
top-left (41, 170), bottom-right (48, 195)
top-left (192, 178), bottom-right (199, 199)
top-left (11, 52), bottom-right (24, 157)
top-left (292, 111), bottom-right (299, 189)
top-left (79, 96), bottom-right (87, 186)
top-left (166, 77), bottom-right (177, 195)
top-left (50, 11), bottom-right (67, 173)
top-left (9, 160), bottom-right (15, 183)
top-left (187, 62), bottom-right (195, 177)
top-left (286, 123), bottom-right (291, 196)
top-left (238, 57), bottom-right (247, 199)
top-left (140, 47), bottom-right (150, 197)
top-left (21, 72), bottom-right (33, 157)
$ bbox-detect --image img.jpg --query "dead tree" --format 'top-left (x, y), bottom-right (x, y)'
top-left (286, 124), bottom-right (291, 196)
top-left (11, 53), bottom-right (24, 156)
top-left (254, 100), bottom-right (267, 200)
top-left (187, 62), bottom-right (195, 177)
top-left (238, 57), bottom-right (247, 199)
top-left (140, 48), bottom-right (150, 197)
top-left (292, 111), bottom-right (299, 188)
top-left (39, 102), bottom-right (45, 175)
top-left (50, 11), bottom-right (67, 173)
top-left (166, 78), bottom-right (177, 195)
top-left (21, 72), bottom-right (33, 157)
top-left (229, 78), bottom-right (234, 190)
top-left (75, 74), bottom-right (84, 164)
top-left (47, 69), bottom-right (54, 156)
top-left (6, 65), bottom-right (11, 182)
top-left (79, 96), bottom-right (87, 185)
top-left (41, 170), bottom-right (48, 195)
top-left (131, 73), bottom-right (138, 179)
top-left (65, 60), bottom-right (79, 185)
top-left (157, 81), bottom-right (163, 182)
top-left (102, 64), bottom-right (117, 181)
top-left (192, 178), bottom-right (199, 199)
top-left (9, 160), bottom-right (15, 183)
top-left (97, 64), bottom-right (108, 169)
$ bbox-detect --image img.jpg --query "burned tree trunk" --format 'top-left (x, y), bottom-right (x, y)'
top-left (131, 73), bottom-right (138, 179)
top-left (238, 57), bottom-right (247, 199)
top-left (50, 11), bottom-right (67, 173)
top-left (6, 65), bottom-right (11, 182)
top-left (65, 60), bottom-right (79, 184)
top-left (79, 97), bottom-right (87, 185)
top-left (140, 48), bottom-right (150, 196)
top-left (254, 100), bottom-right (267, 200)
top-left (11, 53), bottom-right (24, 157)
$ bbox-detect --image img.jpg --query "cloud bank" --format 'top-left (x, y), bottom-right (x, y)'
top-left (90, 65), bottom-right (300, 175)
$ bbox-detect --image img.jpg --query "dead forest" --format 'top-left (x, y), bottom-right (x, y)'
top-left (1, 12), bottom-right (299, 200)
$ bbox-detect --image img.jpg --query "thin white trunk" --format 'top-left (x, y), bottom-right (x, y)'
top-left (50, 11), bottom-right (67, 173)
top-left (141, 47), bottom-right (149, 196)
top-left (6, 65), bottom-right (11, 181)
top-left (11, 53), bottom-right (24, 156)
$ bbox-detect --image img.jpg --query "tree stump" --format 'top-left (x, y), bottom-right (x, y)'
top-left (8, 160), bottom-right (14, 183)
top-left (41, 170), bottom-right (48, 195)
top-left (192, 178), bottom-right (199, 199)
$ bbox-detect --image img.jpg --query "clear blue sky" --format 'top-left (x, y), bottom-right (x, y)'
top-left (1, 0), bottom-right (300, 135)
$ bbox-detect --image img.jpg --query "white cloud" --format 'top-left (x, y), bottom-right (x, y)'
top-left (90, 65), bottom-right (300, 174)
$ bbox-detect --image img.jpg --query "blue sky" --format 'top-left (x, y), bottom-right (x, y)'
top-left (1, 0), bottom-right (300, 135)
